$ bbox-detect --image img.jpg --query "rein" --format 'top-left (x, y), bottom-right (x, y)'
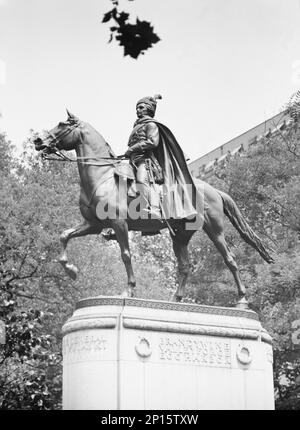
top-left (41, 150), bottom-right (125, 166)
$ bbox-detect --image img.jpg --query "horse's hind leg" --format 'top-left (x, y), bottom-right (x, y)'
top-left (171, 230), bottom-right (194, 302)
top-left (59, 221), bottom-right (103, 279)
top-left (203, 223), bottom-right (246, 301)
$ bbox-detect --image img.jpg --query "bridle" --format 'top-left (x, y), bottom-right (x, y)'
top-left (40, 120), bottom-right (124, 166)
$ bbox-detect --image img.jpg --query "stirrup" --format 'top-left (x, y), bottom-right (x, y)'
top-left (141, 208), bottom-right (161, 219)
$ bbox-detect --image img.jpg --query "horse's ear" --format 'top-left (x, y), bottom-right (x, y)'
top-left (66, 108), bottom-right (73, 118)
top-left (66, 109), bottom-right (79, 123)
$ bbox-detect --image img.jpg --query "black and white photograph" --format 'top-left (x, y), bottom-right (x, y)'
top-left (0, 0), bottom-right (299, 413)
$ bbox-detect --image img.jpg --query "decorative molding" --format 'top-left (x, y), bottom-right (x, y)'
top-left (76, 296), bottom-right (124, 310)
top-left (122, 318), bottom-right (272, 344)
top-left (260, 330), bottom-right (273, 345)
top-left (124, 298), bottom-right (259, 320)
top-left (62, 317), bottom-right (117, 336)
top-left (76, 296), bottom-right (259, 321)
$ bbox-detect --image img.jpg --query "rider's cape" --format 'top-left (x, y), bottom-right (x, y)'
top-left (142, 118), bottom-right (204, 223)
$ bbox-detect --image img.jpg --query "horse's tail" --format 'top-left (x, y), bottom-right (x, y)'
top-left (219, 191), bottom-right (274, 264)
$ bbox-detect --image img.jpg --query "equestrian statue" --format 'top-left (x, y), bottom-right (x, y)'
top-left (33, 95), bottom-right (274, 307)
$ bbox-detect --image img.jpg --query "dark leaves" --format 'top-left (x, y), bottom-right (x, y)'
top-left (102, 7), bottom-right (117, 23)
top-left (118, 12), bottom-right (129, 25)
top-left (115, 19), bottom-right (160, 59)
top-left (101, 6), bottom-right (160, 59)
top-left (102, 12), bottom-right (113, 23)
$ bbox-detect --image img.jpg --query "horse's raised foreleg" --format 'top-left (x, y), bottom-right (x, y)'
top-left (203, 223), bottom-right (247, 304)
top-left (171, 230), bottom-right (194, 302)
top-left (59, 221), bottom-right (103, 279)
top-left (112, 220), bottom-right (136, 298)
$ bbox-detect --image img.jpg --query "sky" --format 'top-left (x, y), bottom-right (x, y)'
top-left (0, 0), bottom-right (300, 162)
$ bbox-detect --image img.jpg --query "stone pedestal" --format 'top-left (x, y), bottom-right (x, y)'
top-left (62, 297), bottom-right (274, 410)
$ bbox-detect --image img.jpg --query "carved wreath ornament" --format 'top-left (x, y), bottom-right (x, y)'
top-left (236, 345), bottom-right (252, 365)
top-left (135, 337), bottom-right (152, 358)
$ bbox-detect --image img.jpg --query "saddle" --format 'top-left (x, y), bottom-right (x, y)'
top-left (114, 162), bottom-right (137, 197)
top-left (114, 162), bottom-right (135, 181)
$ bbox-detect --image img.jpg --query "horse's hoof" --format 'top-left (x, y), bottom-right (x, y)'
top-left (119, 291), bottom-right (129, 298)
top-left (59, 256), bottom-right (68, 264)
top-left (118, 288), bottom-right (135, 298)
top-left (65, 263), bottom-right (78, 280)
top-left (235, 297), bottom-right (249, 309)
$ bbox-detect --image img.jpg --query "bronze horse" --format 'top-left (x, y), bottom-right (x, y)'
top-left (34, 111), bottom-right (274, 306)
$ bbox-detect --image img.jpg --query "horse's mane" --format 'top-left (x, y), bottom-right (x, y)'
top-left (78, 118), bottom-right (116, 158)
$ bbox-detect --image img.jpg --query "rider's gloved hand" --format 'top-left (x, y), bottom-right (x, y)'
top-left (124, 149), bottom-right (132, 158)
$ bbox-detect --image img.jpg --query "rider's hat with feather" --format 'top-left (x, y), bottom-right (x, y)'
top-left (136, 94), bottom-right (162, 117)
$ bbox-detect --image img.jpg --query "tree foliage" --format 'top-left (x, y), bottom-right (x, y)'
top-left (0, 135), bottom-right (71, 409)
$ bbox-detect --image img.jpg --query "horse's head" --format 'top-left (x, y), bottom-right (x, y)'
top-left (34, 110), bottom-right (81, 154)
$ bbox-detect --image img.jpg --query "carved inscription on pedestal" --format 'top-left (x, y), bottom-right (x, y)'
top-left (158, 336), bottom-right (231, 367)
top-left (63, 333), bottom-right (107, 364)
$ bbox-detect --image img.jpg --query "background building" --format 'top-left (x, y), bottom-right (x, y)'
top-left (189, 110), bottom-right (292, 179)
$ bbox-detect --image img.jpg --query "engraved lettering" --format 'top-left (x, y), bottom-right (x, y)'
top-left (63, 333), bottom-right (108, 363)
top-left (158, 336), bottom-right (231, 367)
